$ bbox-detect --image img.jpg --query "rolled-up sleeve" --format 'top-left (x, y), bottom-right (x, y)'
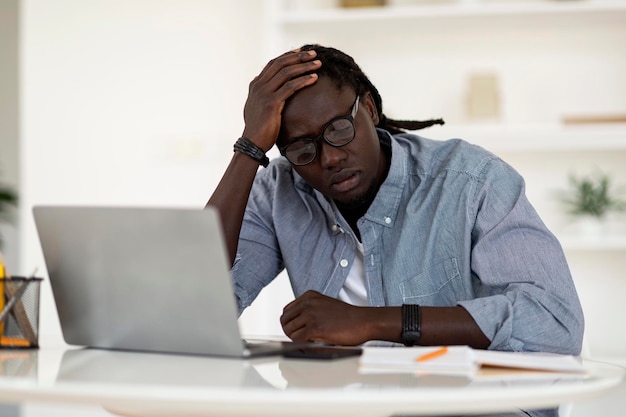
top-left (459, 158), bottom-right (584, 354)
top-left (231, 163), bottom-right (285, 314)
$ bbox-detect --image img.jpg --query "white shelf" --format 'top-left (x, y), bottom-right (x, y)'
top-left (427, 123), bottom-right (626, 152)
top-left (279, 0), bottom-right (626, 24)
top-left (559, 235), bottom-right (626, 251)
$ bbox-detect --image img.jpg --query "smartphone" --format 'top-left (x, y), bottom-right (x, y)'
top-left (282, 346), bottom-right (363, 360)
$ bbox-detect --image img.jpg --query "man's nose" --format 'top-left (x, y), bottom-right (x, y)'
top-left (318, 140), bottom-right (348, 169)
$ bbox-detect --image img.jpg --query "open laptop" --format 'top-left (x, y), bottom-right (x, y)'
top-left (32, 205), bottom-right (302, 358)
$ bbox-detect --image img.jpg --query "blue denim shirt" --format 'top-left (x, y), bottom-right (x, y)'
top-left (232, 129), bottom-right (584, 356)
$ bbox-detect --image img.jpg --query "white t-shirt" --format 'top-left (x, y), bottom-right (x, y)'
top-left (337, 242), bottom-right (369, 306)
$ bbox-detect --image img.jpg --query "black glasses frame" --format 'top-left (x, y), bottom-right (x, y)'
top-left (279, 95), bottom-right (360, 166)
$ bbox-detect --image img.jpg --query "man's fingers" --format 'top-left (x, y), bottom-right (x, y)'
top-left (250, 59), bottom-right (321, 101)
top-left (257, 49), bottom-right (317, 82)
top-left (281, 311), bottom-right (307, 339)
top-left (275, 72), bottom-right (318, 101)
top-left (253, 52), bottom-right (321, 97)
top-left (281, 291), bottom-right (337, 342)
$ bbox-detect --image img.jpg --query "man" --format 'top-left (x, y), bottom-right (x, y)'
top-left (207, 45), bottom-right (583, 357)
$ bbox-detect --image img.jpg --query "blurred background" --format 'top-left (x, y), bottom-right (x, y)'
top-left (0, 0), bottom-right (625, 415)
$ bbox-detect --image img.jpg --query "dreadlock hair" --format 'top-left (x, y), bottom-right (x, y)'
top-left (300, 44), bottom-right (444, 135)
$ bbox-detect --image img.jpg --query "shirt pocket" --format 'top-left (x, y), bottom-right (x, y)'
top-left (399, 257), bottom-right (462, 305)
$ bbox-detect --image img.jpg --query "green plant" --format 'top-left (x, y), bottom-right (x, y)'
top-left (559, 171), bottom-right (626, 219)
top-left (0, 182), bottom-right (18, 249)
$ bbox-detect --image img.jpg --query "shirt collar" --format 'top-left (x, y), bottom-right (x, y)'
top-left (361, 129), bottom-right (408, 227)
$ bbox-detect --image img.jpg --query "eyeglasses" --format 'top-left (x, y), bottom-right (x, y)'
top-left (279, 95), bottom-right (360, 166)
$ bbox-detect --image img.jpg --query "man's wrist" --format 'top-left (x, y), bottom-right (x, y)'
top-left (234, 136), bottom-right (270, 168)
top-left (358, 306), bottom-right (404, 345)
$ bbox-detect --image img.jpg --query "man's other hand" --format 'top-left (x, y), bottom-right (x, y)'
top-left (280, 290), bottom-right (374, 346)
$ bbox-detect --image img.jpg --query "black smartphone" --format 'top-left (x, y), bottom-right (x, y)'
top-left (282, 346), bottom-right (363, 360)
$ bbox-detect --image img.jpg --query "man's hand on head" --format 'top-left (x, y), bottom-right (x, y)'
top-left (242, 49), bottom-right (321, 152)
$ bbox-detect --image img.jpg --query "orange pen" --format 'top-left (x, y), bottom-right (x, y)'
top-left (416, 346), bottom-right (449, 362)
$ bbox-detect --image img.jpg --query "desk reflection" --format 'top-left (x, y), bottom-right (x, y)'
top-left (55, 348), bottom-right (474, 391)
top-left (0, 347), bottom-right (588, 394)
top-left (278, 356), bottom-right (471, 389)
top-left (57, 348), bottom-right (272, 388)
top-left (0, 349), bottom-right (38, 379)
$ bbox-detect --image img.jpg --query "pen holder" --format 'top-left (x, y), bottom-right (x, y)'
top-left (0, 277), bottom-right (43, 349)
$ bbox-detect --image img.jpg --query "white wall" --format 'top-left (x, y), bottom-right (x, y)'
top-left (19, 0), bottom-right (286, 345)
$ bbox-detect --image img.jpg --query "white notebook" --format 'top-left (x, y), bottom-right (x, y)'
top-left (359, 346), bottom-right (585, 376)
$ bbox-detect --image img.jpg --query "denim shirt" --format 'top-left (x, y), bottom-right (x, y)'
top-left (232, 129), bottom-right (584, 356)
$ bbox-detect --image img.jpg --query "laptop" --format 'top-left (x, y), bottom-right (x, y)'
top-left (32, 205), bottom-right (302, 358)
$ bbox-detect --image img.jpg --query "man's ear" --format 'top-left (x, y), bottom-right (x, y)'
top-left (364, 93), bottom-right (380, 125)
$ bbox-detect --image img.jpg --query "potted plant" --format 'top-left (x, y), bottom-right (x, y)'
top-left (559, 170), bottom-right (626, 233)
top-left (0, 181), bottom-right (18, 250)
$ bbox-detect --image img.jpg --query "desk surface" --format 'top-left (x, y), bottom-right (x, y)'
top-left (0, 347), bottom-right (623, 417)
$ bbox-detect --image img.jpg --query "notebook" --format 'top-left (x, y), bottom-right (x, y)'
top-left (33, 205), bottom-right (300, 358)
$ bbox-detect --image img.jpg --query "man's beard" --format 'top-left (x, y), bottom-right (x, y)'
top-left (334, 178), bottom-right (380, 214)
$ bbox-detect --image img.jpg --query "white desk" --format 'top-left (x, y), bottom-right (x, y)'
top-left (0, 347), bottom-right (623, 417)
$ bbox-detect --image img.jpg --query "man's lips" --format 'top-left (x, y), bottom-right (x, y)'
top-left (330, 171), bottom-right (360, 193)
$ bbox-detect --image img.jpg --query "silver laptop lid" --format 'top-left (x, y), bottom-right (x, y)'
top-left (33, 205), bottom-right (248, 357)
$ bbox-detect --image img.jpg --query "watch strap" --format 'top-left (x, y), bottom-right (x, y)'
top-left (402, 304), bottom-right (421, 346)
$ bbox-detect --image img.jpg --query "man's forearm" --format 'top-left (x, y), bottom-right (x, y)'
top-left (206, 152), bottom-right (261, 265)
top-left (364, 305), bottom-right (490, 349)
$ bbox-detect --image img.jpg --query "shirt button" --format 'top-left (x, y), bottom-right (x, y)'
top-left (331, 224), bottom-right (338, 232)
top-left (384, 217), bottom-right (392, 224)
top-left (340, 259), bottom-right (349, 268)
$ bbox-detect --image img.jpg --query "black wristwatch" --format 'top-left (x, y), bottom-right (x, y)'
top-left (402, 304), bottom-right (421, 346)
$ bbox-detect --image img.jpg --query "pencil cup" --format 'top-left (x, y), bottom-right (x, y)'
top-left (0, 277), bottom-right (43, 349)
